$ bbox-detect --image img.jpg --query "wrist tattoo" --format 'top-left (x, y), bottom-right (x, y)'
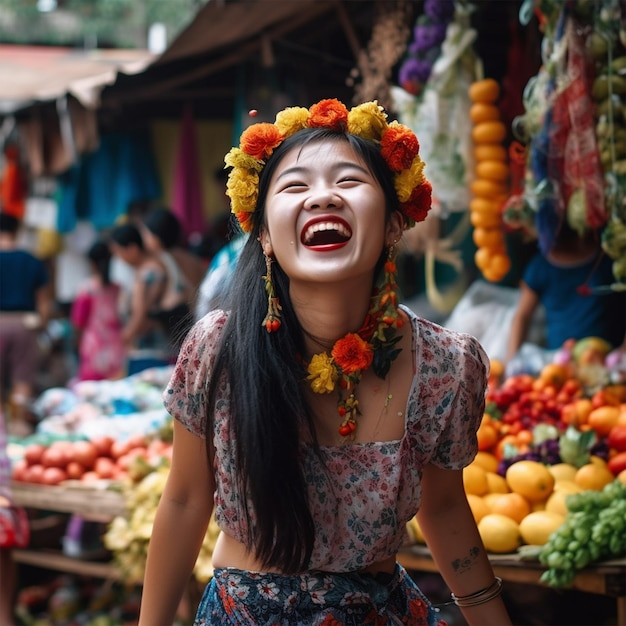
top-left (451, 545), bottom-right (481, 573)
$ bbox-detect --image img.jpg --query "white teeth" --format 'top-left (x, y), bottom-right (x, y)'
top-left (303, 222), bottom-right (351, 243)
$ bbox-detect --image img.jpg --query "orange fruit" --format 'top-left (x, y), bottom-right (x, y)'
top-left (478, 514), bottom-right (521, 553)
top-left (486, 472), bottom-right (510, 494)
top-left (486, 253), bottom-right (511, 278)
top-left (587, 406), bottom-right (620, 436)
top-left (519, 511), bottom-right (565, 546)
top-left (547, 464), bottom-right (578, 483)
top-left (475, 144), bottom-right (507, 162)
top-left (463, 464), bottom-right (489, 496)
top-left (471, 121), bottom-right (507, 144)
top-left (505, 460), bottom-right (555, 502)
top-left (476, 160), bottom-right (510, 182)
top-left (486, 492), bottom-right (531, 523)
top-left (466, 494), bottom-right (491, 523)
top-left (474, 247), bottom-right (492, 270)
top-left (470, 209), bottom-right (503, 229)
top-left (469, 78), bottom-right (501, 104)
top-left (473, 451), bottom-right (499, 474)
top-left (476, 422), bottom-right (499, 451)
top-left (469, 102), bottom-right (501, 124)
top-left (473, 227), bottom-right (505, 250)
top-left (538, 363), bottom-right (570, 387)
top-left (574, 462), bottom-right (615, 491)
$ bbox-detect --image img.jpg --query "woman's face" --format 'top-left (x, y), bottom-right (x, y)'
top-left (261, 139), bottom-right (401, 287)
top-left (140, 226), bottom-right (160, 253)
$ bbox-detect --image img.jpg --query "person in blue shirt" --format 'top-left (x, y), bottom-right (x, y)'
top-left (0, 213), bottom-right (52, 434)
top-left (507, 222), bottom-right (626, 362)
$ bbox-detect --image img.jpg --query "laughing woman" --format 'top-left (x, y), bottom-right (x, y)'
top-left (138, 99), bottom-right (512, 626)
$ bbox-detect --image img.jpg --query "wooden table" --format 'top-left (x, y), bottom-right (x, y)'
top-left (11, 481), bottom-right (126, 580)
top-left (398, 545), bottom-right (626, 626)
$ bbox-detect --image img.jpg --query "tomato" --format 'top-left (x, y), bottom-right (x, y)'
top-left (41, 446), bottom-right (68, 469)
top-left (25, 464), bottom-right (45, 484)
top-left (94, 457), bottom-right (116, 479)
top-left (24, 444), bottom-right (46, 466)
top-left (41, 466), bottom-right (68, 486)
top-left (90, 435), bottom-right (114, 458)
top-left (11, 459), bottom-right (28, 482)
top-left (71, 440), bottom-right (98, 470)
top-left (608, 425), bottom-right (626, 453)
top-left (608, 451), bottom-right (626, 476)
top-left (65, 461), bottom-right (85, 480)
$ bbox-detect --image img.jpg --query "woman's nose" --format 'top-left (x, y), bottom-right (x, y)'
top-left (303, 187), bottom-right (342, 211)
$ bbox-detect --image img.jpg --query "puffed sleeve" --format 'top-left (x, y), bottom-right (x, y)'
top-left (428, 332), bottom-right (489, 470)
top-left (162, 310), bottom-right (228, 438)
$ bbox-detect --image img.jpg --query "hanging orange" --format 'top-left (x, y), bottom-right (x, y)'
top-left (472, 121), bottom-right (507, 145)
top-left (469, 78), bottom-right (501, 103)
top-left (475, 144), bottom-right (508, 162)
top-left (470, 178), bottom-right (508, 199)
top-left (469, 103), bottom-right (501, 124)
top-left (473, 227), bottom-right (505, 250)
top-left (470, 211), bottom-right (502, 229)
top-left (476, 160), bottom-right (510, 182)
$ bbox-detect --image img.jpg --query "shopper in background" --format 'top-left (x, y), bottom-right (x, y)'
top-left (140, 207), bottom-right (204, 346)
top-left (108, 223), bottom-right (171, 373)
top-left (0, 213), bottom-right (52, 435)
top-left (139, 99), bottom-right (511, 625)
top-left (70, 240), bottom-right (125, 382)
top-left (507, 221), bottom-right (626, 363)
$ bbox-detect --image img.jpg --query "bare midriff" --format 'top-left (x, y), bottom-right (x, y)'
top-left (212, 530), bottom-right (397, 577)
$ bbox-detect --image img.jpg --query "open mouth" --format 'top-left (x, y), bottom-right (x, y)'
top-left (302, 220), bottom-right (352, 247)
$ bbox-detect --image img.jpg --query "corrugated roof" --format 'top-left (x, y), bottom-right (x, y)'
top-left (0, 45), bottom-right (154, 113)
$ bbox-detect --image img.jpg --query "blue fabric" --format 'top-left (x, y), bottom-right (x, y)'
top-left (0, 250), bottom-right (48, 311)
top-left (523, 251), bottom-right (626, 349)
top-left (193, 564), bottom-right (445, 626)
top-left (56, 131), bottom-right (161, 233)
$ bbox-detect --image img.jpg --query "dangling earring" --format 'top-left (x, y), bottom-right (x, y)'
top-left (377, 242), bottom-right (401, 328)
top-left (262, 253), bottom-right (282, 332)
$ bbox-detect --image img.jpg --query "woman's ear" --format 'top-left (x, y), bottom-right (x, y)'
top-left (385, 211), bottom-right (404, 247)
top-left (258, 226), bottom-right (273, 257)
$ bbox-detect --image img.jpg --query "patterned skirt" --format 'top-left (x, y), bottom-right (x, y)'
top-left (193, 563), bottom-right (447, 626)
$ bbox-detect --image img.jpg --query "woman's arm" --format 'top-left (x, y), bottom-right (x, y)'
top-left (139, 419), bottom-right (214, 626)
top-left (506, 281), bottom-right (539, 364)
top-left (417, 463), bottom-right (512, 626)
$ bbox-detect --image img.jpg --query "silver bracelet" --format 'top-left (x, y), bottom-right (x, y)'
top-left (450, 576), bottom-right (503, 607)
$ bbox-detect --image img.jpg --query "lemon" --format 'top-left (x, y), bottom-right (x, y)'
top-left (478, 514), bottom-right (522, 553)
top-left (547, 463), bottom-right (577, 483)
top-left (506, 460), bottom-right (555, 502)
top-left (519, 511), bottom-right (565, 546)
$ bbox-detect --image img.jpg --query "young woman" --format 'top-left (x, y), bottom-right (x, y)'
top-left (139, 99), bottom-right (512, 626)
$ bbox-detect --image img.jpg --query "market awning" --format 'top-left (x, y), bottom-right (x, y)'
top-left (0, 45), bottom-right (155, 114)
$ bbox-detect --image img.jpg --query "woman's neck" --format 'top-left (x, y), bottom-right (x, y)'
top-left (290, 279), bottom-right (374, 355)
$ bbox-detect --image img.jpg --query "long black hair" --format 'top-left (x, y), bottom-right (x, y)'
top-left (205, 128), bottom-right (401, 573)
top-left (87, 240), bottom-right (113, 285)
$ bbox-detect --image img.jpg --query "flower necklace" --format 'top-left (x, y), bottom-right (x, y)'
top-left (305, 258), bottom-right (403, 440)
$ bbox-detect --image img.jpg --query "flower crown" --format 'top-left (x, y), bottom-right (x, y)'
top-left (224, 98), bottom-right (432, 233)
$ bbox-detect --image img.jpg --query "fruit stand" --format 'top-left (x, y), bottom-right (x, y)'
top-left (397, 546), bottom-right (626, 626)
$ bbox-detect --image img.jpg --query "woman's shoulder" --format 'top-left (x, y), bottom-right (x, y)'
top-left (402, 305), bottom-right (489, 371)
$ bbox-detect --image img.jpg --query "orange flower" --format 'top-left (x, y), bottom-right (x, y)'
top-left (308, 99), bottom-right (349, 131)
top-left (380, 123), bottom-right (420, 171)
top-left (240, 123), bottom-right (285, 160)
top-left (234, 211), bottom-right (255, 233)
top-left (332, 332), bottom-right (373, 375)
top-left (401, 181), bottom-right (432, 224)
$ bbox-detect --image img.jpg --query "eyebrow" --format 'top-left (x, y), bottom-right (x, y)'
top-left (275, 161), bottom-right (370, 181)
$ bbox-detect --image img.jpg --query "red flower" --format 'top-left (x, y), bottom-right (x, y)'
top-left (240, 123), bottom-right (285, 160)
top-left (332, 333), bottom-right (373, 375)
top-left (380, 125), bottom-right (420, 171)
top-left (401, 181), bottom-right (432, 224)
top-left (308, 99), bottom-right (349, 131)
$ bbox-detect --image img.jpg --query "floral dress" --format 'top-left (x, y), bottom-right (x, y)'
top-left (164, 306), bottom-right (489, 625)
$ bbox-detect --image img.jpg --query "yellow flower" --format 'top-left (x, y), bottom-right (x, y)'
top-left (347, 102), bottom-right (388, 140)
top-left (226, 169), bottom-right (258, 213)
top-left (224, 148), bottom-right (263, 172)
top-left (394, 156), bottom-right (426, 202)
top-left (275, 107), bottom-right (310, 136)
top-left (307, 352), bottom-right (338, 394)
